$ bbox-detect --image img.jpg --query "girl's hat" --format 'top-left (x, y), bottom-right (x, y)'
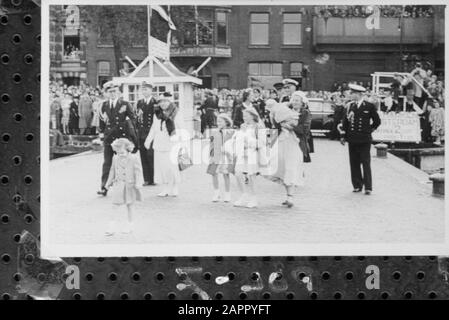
top-left (292, 90), bottom-right (309, 104)
top-left (111, 138), bottom-right (135, 152)
top-left (274, 105), bottom-right (299, 123)
top-left (265, 99), bottom-right (278, 110)
top-left (158, 92), bottom-right (173, 102)
top-left (217, 113), bottom-right (233, 127)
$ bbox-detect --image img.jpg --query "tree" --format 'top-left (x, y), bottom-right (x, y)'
top-left (81, 6), bottom-right (147, 76)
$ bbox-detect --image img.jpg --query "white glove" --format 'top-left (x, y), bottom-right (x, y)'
top-left (144, 139), bottom-right (151, 150)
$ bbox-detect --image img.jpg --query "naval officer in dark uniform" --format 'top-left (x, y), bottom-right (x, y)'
top-left (280, 78), bottom-right (298, 103)
top-left (340, 84), bottom-right (381, 195)
top-left (97, 82), bottom-right (137, 196)
top-left (136, 82), bottom-right (156, 186)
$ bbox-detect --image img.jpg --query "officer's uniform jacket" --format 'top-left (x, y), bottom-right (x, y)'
top-left (341, 100), bottom-right (381, 143)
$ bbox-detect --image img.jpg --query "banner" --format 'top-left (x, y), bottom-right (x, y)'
top-left (372, 112), bottom-right (421, 142)
top-left (149, 36), bottom-right (170, 60)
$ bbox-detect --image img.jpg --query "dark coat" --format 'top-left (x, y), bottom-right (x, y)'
top-left (342, 100), bottom-right (381, 144)
top-left (292, 106), bottom-right (312, 162)
top-left (231, 101), bottom-right (245, 129)
top-left (68, 101), bottom-right (79, 130)
top-left (99, 98), bottom-right (137, 147)
top-left (136, 97), bottom-right (156, 142)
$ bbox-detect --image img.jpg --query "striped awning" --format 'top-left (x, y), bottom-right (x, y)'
top-left (59, 72), bottom-right (86, 78)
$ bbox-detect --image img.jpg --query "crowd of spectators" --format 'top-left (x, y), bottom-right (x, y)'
top-left (49, 81), bottom-right (104, 135)
top-left (64, 44), bottom-right (82, 60)
top-left (314, 5), bottom-right (435, 19)
top-left (49, 60), bottom-right (445, 146)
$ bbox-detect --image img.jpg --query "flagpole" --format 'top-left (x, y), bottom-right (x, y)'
top-left (147, 5), bottom-right (153, 78)
top-left (166, 5), bottom-right (171, 59)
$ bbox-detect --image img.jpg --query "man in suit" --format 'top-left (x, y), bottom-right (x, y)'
top-left (340, 84), bottom-right (381, 195)
top-left (97, 82), bottom-right (137, 196)
top-left (136, 82), bottom-right (156, 186)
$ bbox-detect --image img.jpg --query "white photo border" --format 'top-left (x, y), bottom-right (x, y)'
top-left (41, 0), bottom-right (449, 258)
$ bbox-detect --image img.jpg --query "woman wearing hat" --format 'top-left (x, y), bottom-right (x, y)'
top-left (144, 92), bottom-right (184, 197)
top-left (265, 104), bottom-right (305, 208)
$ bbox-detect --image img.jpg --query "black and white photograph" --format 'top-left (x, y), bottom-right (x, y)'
top-left (41, 0), bottom-right (447, 257)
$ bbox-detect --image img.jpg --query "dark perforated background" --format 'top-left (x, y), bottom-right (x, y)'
top-left (1, 0), bottom-right (448, 300)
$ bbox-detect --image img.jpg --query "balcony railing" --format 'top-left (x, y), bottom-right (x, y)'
top-left (170, 45), bottom-right (232, 58)
top-left (314, 17), bottom-right (440, 45)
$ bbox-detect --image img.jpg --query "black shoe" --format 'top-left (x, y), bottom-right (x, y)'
top-left (352, 188), bottom-right (362, 193)
top-left (365, 190), bottom-right (372, 195)
top-left (97, 187), bottom-right (108, 196)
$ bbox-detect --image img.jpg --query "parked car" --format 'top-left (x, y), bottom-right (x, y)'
top-left (308, 98), bottom-right (334, 136)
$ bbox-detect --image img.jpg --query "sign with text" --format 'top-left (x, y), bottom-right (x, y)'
top-left (149, 36), bottom-right (169, 60)
top-left (372, 112), bottom-right (421, 142)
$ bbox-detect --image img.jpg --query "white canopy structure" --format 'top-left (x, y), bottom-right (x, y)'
top-left (112, 55), bottom-right (202, 136)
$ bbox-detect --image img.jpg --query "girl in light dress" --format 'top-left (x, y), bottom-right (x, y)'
top-left (231, 108), bottom-right (266, 208)
top-left (104, 138), bottom-right (143, 236)
top-left (145, 92), bottom-right (185, 197)
top-left (207, 113), bottom-right (235, 202)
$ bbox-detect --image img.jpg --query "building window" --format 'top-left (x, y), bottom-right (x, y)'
top-left (290, 62), bottom-right (303, 88)
top-left (97, 61), bottom-right (111, 87)
top-left (217, 74), bottom-right (230, 89)
top-left (249, 62), bottom-right (282, 76)
top-left (283, 13), bottom-right (302, 45)
top-left (98, 61), bottom-right (111, 75)
top-left (198, 8), bottom-right (214, 45)
top-left (216, 11), bottom-right (228, 45)
top-left (290, 62), bottom-right (303, 77)
top-left (250, 13), bottom-right (269, 46)
top-left (248, 62), bottom-right (282, 89)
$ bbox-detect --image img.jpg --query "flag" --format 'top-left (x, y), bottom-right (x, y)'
top-left (151, 5), bottom-right (176, 30)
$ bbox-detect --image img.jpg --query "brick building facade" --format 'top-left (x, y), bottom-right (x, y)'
top-left (50, 5), bottom-right (445, 91)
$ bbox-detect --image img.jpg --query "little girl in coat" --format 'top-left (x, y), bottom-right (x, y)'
top-left (104, 138), bottom-right (143, 236)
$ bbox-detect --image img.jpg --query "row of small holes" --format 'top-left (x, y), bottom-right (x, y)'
top-left (60, 256), bottom-right (437, 263)
top-left (0, 291), bottom-right (438, 300)
top-left (1, 133), bottom-right (35, 143)
top-left (0, 53), bottom-right (36, 65)
top-left (0, 175), bottom-right (34, 185)
top-left (0, 14), bottom-right (32, 25)
top-left (1, 93), bottom-right (34, 103)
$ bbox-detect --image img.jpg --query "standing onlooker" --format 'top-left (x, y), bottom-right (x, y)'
top-left (61, 93), bottom-right (72, 134)
top-left (252, 88), bottom-right (266, 120)
top-left (428, 99), bottom-right (445, 145)
top-left (69, 96), bottom-right (80, 135)
top-left (201, 90), bottom-right (219, 132)
top-left (78, 91), bottom-right (93, 135)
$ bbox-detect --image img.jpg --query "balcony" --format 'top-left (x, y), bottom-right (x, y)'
top-left (170, 45), bottom-right (232, 58)
top-left (313, 17), bottom-right (440, 45)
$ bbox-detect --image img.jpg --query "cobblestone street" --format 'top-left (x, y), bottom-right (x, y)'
top-left (47, 138), bottom-right (444, 251)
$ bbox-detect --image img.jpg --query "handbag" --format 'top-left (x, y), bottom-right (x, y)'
top-left (178, 147), bottom-right (193, 171)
